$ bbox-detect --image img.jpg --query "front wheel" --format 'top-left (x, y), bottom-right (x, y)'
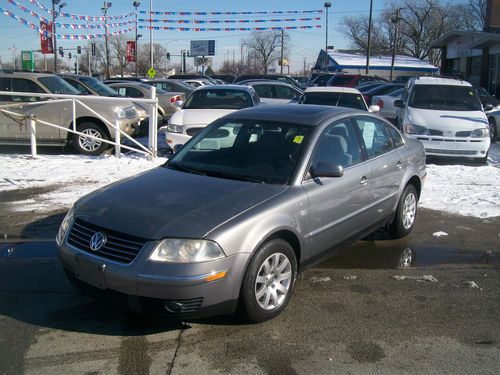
top-left (240, 239), bottom-right (297, 323)
top-left (73, 122), bottom-right (109, 156)
top-left (488, 117), bottom-right (497, 142)
top-left (388, 184), bottom-right (418, 238)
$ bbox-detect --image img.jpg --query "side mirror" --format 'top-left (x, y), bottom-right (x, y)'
top-left (174, 100), bottom-right (183, 108)
top-left (394, 100), bottom-right (405, 108)
top-left (173, 144), bottom-right (184, 153)
top-left (483, 103), bottom-right (494, 112)
top-left (369, 104), bottom-right (380, 112)
top-left (310, 162), bottom-right (344, 178)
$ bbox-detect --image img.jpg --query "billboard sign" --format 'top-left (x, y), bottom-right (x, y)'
top-left (190, 40), bottom-right (215, 57)
top-left (126, 41), bottom-right (136, 62)
top-left (40, 21), bottom-right (53, 54)
top-left (194, 57), bottom-right (213, 66)
top-left (21, 50), bottom-right (35, 71)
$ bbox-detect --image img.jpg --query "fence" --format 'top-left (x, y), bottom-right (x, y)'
top-left (0, 88), bottom-right (159, 159)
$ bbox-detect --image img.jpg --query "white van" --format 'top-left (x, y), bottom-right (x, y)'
top-left (395, 77), bottom-right (490, 163)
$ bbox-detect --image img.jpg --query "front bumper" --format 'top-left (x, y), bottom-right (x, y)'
top-left (408, 135), bottom-right (490, 158)
top-left (59, 239), bottom-right (249, 318)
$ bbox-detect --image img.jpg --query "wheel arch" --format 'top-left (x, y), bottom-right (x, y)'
top-left (67, 117), bottom-right (111, 142)
top-left (406, 175), bottom-right (422, 200)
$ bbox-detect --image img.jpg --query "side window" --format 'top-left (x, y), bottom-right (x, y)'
top-left (0, 77), bottom-right (12, 101)
top-left (311, 120), bottom-right (362, 169)
top-left (387, 124), bottom-right (404, 148)
top-left (253, 84), bottom-right (273, 98)
top-left (116, 87), bottom-right (127, 96)
top-left (126, 87), bottom-right (144, 98)
top-left (275, 85), bottom-right (296, 99)
top-left (11, 78), bottom-right (44, 102)
top-left (354, 118), bottom-right (395, 158)
top-left (66, 79), bottom-right (91, 95)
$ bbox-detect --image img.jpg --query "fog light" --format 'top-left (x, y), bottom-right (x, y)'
top-left (164, 301), bottom-right (183, 313)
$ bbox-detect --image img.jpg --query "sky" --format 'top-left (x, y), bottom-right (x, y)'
top-left (0, 0), bottom-right (386, 74)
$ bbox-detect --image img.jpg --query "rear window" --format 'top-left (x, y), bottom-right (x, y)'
top-left (409, 85), bottom-right (482, 111)
top-left (329, 76), bottom-right (353, 86)
top-left (183, 89), bottom-right (253, 109)
top-left (300, 92), bottom-right (367, 111)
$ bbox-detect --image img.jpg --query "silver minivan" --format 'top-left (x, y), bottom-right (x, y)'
top-left (0, 72), bottom-right (140, 155)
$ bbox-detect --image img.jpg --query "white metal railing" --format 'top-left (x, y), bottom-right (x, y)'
top-left (0, 88), bottom-right (159, 159)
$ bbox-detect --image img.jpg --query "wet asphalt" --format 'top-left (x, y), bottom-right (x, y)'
top-left (0, 208), bottom-right (499, 375)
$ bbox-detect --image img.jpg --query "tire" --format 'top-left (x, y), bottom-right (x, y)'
top-left (73, 122), bottom-right (110, 156)
top-left (488, 117), bottom-right (496, 142)
top-left (388, 184), bottom-right (418, 239)
top-left (240, 239), bottom-right (297, 323)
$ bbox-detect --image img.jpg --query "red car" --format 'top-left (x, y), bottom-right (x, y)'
top-left (326, 74), bottom-right (387, 88)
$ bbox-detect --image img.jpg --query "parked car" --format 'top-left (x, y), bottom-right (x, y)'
top-left (106, 82), bottom-right (185, 122)
top-left (298, 87), bottom-right (380, 112)
top-left (395, 77), bottom-right (490, 163)
top-left (104, 77), bottom-right (149, 83)
top-left (144, 79), bottom-right (195, 96)
top-left (209, 74), bottom-right (235, 83)
top-left (182, 79), bottom-right (213, 88)
top-left (310, 73), bottom-right (335, 87)
top-left (372, 88), bottom-right (404, 121)
top-left (355, 81), bottom-right (389, 92)
top-left (360, 83), bottom-right (405, 105)
top-left (168, 74), bottom-right (218, 84)
top-left (486, 109), bottom-right (500, 141)
top-left (0, 71), bottom-right (139, 155)
top-left (59, 74), bottom-right (149, 124)
top-left (165, 85), bottom-right (260, 148)
top-left (234, 75), bottom-right (305, 90)
top-left (243, 81), bottom-right (303, 104)
top-left (475, 86), bottom-right (500, 112)
top-left (326, 74), bottom-right (387, 88)
top-left (57, 104), bottom-right (426, 322)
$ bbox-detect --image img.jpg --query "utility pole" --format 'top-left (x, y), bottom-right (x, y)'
top-left (102, 1), bottom-right (112, 79)
top-left (390, 8), bottom-right (402, 81)
top-left (87, 41), bottom-right (92, 76)
top-left (365, 0), bottom-right (373, 74)
top-left (9, 45), bottom-right (17, 69)
top-left (133, 1), bottom-right (141, 77)
top-left (324, 2), bottom-right (331, 73)
top-left (280, 29), bottom-right (284, 75)
top-left (51, 0), bottom-right (67, 73)
top-left (303, 57), bottom-right (306, 76)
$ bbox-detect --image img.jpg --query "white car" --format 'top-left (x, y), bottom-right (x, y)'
top-left (243, 81), bottom-right (303, 105)
top-left (165, 85), bottom-right (261, 149)
top-left (298, 87), bottom-right (380, 112)
top-left (395, 77), bottom-right (490, 163)
top-left (487, 109), bottom-right (499, 142)
top-left (183, 79), bottom-right (213, 88)
top-left (372, 88), bottom-right (404, 121)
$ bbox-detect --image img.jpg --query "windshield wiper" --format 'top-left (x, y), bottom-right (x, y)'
top-left (167, 162), bottom-right (206, 176)
top-left (202, 170), bottom-right (264, 183)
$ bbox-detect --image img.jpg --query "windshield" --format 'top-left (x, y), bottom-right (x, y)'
top-left (38, 76), bottom-right (81, 95)
top-left (409, 85), bottom-right (482, 111)
top-left (167, 119), bottom-right (312, 184)
top-left (300, 92), bottom-right (367, 110)
top-left (183, 89), bottom-right (253, 109)
top-left (80, 76), bottom-right (120, 96)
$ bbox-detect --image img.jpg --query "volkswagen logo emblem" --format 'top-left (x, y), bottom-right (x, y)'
top-left (89, 232), bottom-right (107, 252)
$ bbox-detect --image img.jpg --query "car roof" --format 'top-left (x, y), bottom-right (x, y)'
top-left (196, 84), bottom-right (255, 92)
top-left (412, 77), bottom-right (472, 87)
top-left (304, 86), bottom-right (362, 94)
top-left (244, 80), bottom-right (295, 87)
top-left (224, 104), bottom-right (355, 126)
top-left (107, 81), bottom-right (152, 90)
top-left (0, 71), bottom-right (56, 79)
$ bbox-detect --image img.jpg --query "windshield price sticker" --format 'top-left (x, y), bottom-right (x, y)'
top-left (293, 135), bottom-right (304, 144)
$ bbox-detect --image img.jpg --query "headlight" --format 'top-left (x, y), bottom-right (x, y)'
top-left (56, 206), bottom-right (74, 246)
top-left (404, 124), bottom-right (429, 135)
top-left (112, 106), bottom-right (126, 119)
top-left (167, 124), bottom-right (184, 133)
top-left (149, 239), bottom-right (226, 263)
top-left (470, 128), bottom-right (489, 138)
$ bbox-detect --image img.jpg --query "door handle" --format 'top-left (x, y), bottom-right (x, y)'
top-left (360, 176), bottom-right (368, 185)
top-left (396, 161), bottom-right (403, 169)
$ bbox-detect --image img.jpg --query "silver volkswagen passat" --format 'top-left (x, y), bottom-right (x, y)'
top-left (57, 105), bottom-right (426, 322)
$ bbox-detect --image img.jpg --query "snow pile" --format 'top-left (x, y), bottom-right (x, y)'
top-left (0, 154), bottom-right (166, 212)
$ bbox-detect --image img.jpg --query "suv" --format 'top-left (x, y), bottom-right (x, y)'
top-left (395, 77), bottom-right (490, 163)
top-left (0, 72), bottom-right (140, 155)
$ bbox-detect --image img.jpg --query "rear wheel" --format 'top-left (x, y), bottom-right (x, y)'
top-left (388, 184), bottom-right (418, 238)
top-left (73, 122), bottom-right (109, 156)
top-left (488, 117), bottom-right (497, 142)
top-left (240, 239), bottom-right (297, 323)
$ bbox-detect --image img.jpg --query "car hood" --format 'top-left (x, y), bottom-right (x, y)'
top-left (407, 107), bottom-right (489, 131)
top-left (169, 109), bottom-right (235, 126)
top-left (74, 167), bottom-right (288, 240)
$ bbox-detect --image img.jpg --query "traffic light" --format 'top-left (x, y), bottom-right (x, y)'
top-left (68, 52), bottom-right (72, 59)
top-left (77, 46), bottom-right (81, 54)
top-left (166, 52), bottom-right (170, 60)
top-left (59, 46), bottom-right (64, 57)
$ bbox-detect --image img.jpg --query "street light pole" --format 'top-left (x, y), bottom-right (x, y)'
top-left (324, 2), bottom-right (331, 73)
top-left (365, 0), bottom-right (373, 74)
top-left (280, 29), bottom-right (284, 75)
top-left (51, 0), bottom-right (66, 73)
top-left (390, 8), bottom-right (402, 81)
top-left (102, 1), bottom-right (112, 79)
top-left (149, 0), bottom-right (153, 70)
top-left (133, 1), bottom-right (140, 77)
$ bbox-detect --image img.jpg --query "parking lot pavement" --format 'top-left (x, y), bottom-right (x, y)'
top-left (0, 209), bottom-right (498, 375)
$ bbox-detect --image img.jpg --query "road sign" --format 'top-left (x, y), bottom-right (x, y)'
top-left (21, 50), bottom-right (34, 71)
top-left (190, 40), bottom-right (215, 57)
top-left (147, 67), bottom-right (156, 79)
top-left (91, 43), bottom-right (96, 56)
top-left (194, 57), bottom-right (212, 66)
top-left (126, 41), bottom-right (136, 62)
top-left (39, 21), bottom-right (53, 54)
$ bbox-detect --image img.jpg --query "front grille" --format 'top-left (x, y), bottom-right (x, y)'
top-left (124, 107), bottom-right (137, 119)
top-left (456, 131), bottom-right (472, 137)
top-left (425, 148), bottom-right (477, 155)
top-left (67, 219), bottom-right (147, 264)
top-left (428, 129), bottom-right (443, 136)
top-left (186, 127), bottom-right (203, 137)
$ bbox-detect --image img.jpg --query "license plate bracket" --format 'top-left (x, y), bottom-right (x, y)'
top-left (74, 255), bottom-right (106, 289)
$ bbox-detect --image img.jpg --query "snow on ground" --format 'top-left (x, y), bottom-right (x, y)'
top-left (0, 143), bottom-right (499, 218)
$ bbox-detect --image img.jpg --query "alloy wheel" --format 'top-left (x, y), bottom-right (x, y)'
top-left (402, 192), bottom-right (417, 230)
top-left (254, 253), bottom-right (292, 310)
top-left (78, 128), bottom-right (103, 152)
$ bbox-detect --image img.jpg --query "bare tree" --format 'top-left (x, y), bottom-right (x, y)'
top-left (340, 16), bottom-right (390, 54)
top-left (110, 35), bottom-right (132, 77)
top-left (242, 31), bottom-right (288, 74)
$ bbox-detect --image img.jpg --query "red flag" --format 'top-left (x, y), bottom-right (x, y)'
top-left (126, 41), bottom-right (136, 62)
top-left (40, 21), bottom-right (53, 54)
